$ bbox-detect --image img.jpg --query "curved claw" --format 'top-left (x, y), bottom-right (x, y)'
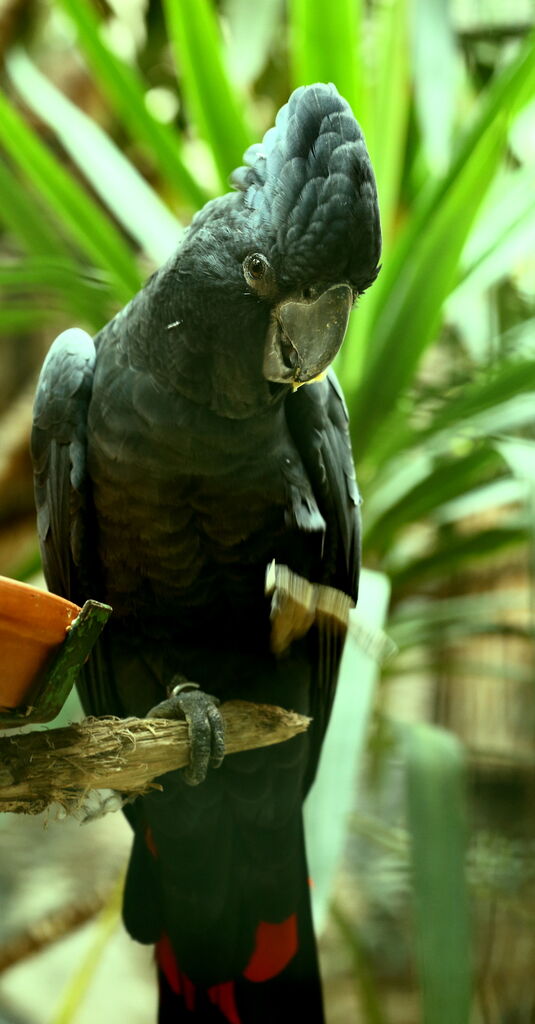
top-left (147, 681), bottom-right (225, 786)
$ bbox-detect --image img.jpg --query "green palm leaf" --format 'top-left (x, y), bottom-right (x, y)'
top-left (56, 0), bottom-right (206, 208)
top-left (0, 87), bottom-right (140, 302)
top-left (162, 0), bottom-right (254, 188)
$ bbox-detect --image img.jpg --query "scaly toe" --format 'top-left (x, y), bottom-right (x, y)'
top-left (147, 681), bottom-right (225, 785)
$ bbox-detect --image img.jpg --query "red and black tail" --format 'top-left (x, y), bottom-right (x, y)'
top-left (123, 692), bottom-right (325, 1022)
top-left (123, 804), bottom-right (325, 1022)
top-left (156, 878), bottom-right (324, 1023)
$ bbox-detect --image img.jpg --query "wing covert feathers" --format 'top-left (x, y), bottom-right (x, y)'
top-left (31, 328), bottom-right (96, 602)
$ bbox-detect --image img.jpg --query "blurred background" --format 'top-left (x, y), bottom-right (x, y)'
top-left (0, 0), bottom-right (534, 1021)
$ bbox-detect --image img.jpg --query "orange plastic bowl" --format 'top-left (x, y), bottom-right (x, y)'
top-left (0, 576), bottom-right (81, 709)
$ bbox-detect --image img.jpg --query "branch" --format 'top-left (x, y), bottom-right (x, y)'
top-left (0, 880), bottom-right (121, 974)
top-left (0, 700), bottom-right (310, 815)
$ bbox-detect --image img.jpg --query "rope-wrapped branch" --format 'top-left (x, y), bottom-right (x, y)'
top-left (0, 701), bottom-right (310, 815)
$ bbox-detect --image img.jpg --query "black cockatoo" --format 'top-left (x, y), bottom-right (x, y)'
top-left (31, 83), bottom-right (381, 1023)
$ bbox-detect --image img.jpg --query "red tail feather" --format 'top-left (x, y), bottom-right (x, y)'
top-left (156, 933), bottom-right (196, 1011)
top-left (243, 914), bottom-right (298, 983)
top-left (207, 982), bottom-right (241, 1024)
top-left (156, 912), bottom-right (299, 1022)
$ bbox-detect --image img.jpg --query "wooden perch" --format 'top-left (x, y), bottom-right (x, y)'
top-left (0, 700), bottom-right (310, 815)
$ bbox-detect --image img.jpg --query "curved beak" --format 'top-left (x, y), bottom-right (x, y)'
top-left (263, 283), bottom-right (353, 385)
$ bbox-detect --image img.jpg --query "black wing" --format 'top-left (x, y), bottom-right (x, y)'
top-left (31, 328), bottom-right (96, 606)
top-left (285, 368), bottom-right (361, 789)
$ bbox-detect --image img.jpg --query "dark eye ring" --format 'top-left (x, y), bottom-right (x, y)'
top-left (243, 252), bottom-right (270, 284)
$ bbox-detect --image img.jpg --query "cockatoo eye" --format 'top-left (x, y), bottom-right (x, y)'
top-left (243, 253), bottom-right (270, 283)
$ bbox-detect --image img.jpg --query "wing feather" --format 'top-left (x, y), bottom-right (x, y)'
top-left (285, 369), bottom-right (361, 788)
top-left (31, 328), bottom-right (96, 604)
top-left (285, 369), bottom-right (360, 598)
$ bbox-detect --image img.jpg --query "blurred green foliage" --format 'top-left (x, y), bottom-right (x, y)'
top-left (1, 1), bottom-right (534, 1021)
